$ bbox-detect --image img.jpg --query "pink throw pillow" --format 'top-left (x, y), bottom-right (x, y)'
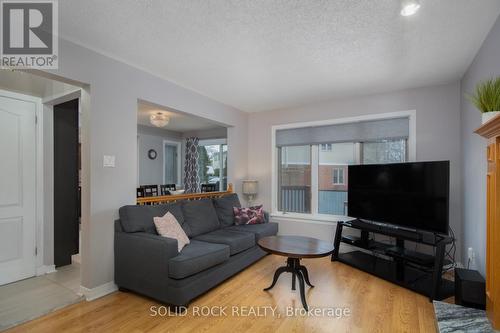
top-left (154, 212), bottom-right (190, 252)
top-left (233, 205), bottom-right (265, 225)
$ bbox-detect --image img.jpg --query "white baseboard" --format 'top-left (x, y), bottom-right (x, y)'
top-left (36, 265), bottom-right (56, 276)
top-left (80, 281), bottom-right (117, 301)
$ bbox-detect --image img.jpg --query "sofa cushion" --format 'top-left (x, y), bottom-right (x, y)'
top-left (119, 203), bottom-right (190, 235)
top-left (212, 194), bottom-right (241, 227)
top-left (225, 222), bottom-right (279, 241)
top-left (168, 240), bottom-right (230, 279)
top-left (193, 229), bottom-right (255, 255)
top-left (182, 199), bottom-right (220, 237)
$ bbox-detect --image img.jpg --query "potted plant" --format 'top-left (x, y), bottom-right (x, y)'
top-left (468, 77), bottom-right (500, 124)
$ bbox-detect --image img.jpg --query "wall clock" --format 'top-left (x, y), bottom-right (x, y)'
top-left (148, 149), bottom-right (157, 160)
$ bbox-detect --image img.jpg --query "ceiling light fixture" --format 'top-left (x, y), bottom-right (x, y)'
top-left (401, 0), bottom-right (421, 16)
top-left (150, 112), bottom-right (170, 127)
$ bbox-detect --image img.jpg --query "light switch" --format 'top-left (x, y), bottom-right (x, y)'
top-left (103, 155), bottom-right (115, 168)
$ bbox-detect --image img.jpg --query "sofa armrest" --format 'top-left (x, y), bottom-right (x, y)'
top-left (264, 211), bottom-right (270, 223)
top-left (114, 228), bottom-right (178, 296)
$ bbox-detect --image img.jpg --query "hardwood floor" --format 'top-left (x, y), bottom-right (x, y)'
top-left (5, 255), bottom-right (438, 333)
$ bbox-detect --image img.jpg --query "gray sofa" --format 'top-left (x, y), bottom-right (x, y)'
top-left (114, 194), bottom-right (278, 307)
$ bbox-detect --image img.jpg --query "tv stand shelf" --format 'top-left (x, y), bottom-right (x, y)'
top-left (332, 220), bottom-right (454, 301)
top-left (340, 236), bottom-right (394, 255)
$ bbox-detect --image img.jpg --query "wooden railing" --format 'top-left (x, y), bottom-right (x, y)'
top-left (136, 183), bottom-right (234, 205)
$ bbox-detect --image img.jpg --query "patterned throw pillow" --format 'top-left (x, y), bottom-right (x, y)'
top-left (154, 211), bottom-right (190, 252)
top-left (233, 205), bottom-right (265, 225)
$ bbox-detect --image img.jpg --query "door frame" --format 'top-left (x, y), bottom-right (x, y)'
top-left (163, 139), bottom-right (182, 186)
top-left (0, 88), bottom-right (44, 277)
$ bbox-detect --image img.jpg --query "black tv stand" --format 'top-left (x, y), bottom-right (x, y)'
top-left (331, 219), bottom-right (454, 301)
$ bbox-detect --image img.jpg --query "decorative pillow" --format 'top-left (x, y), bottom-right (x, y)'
top-left (154, 212), bottom-right (190, 252)
top-left (233, 205), bottom-right (265, 225)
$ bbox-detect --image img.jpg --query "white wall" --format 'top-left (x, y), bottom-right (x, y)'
top-left (44, 38), bottom-right (248, 290)
top-left (461, 15), bottom-right (500, 275)
top-left (248, 82), bottom-right (462, 260)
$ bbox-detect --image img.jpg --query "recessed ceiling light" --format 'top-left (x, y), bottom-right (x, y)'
top-left (401, 0), bottom-right (421, 16)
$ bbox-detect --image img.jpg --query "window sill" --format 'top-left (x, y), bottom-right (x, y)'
top-left (270, 212), bottom-right (355, 226)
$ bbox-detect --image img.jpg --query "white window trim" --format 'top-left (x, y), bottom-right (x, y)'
top-left (163, 139), bottom-right (182, 186)
top-left (271, 110), bottom-right (417, 222)
top-left (311, 146), bottom-right (318, 215)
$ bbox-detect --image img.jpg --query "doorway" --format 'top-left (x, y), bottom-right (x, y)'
top-left (0, 71), bottom-right (85, 331)
top-left (53, 99), bottom-right (80, 267)
top-left (164, 140), bottom-right (181, 185)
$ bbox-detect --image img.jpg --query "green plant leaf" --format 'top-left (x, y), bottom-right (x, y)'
top-left (467, 77), bottom-right (500, 113)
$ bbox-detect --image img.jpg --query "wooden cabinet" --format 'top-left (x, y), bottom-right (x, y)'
top-left (475, 117), bottom-right (500, 329)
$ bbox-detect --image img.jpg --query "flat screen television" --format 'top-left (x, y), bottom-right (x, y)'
top-left (347, 161), bottom-right (450, 234)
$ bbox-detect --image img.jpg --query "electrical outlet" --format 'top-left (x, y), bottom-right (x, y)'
top-left (468, 247), bottom-right (475, 265)
top-left (103, 155), bottom-right (116, 168)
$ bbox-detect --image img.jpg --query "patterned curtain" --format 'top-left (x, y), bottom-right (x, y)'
top-left (184, 137), bottom-right (200, 193)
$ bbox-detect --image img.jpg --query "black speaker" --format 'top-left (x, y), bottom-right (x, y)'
top-left (455, 268), bottom-right (485, 309)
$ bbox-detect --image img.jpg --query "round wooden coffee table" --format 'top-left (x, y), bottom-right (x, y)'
top-left (257, 235), bottom-right (334, 310)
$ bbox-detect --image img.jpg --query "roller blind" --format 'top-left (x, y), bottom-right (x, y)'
top-left (275, 117), bottom-right (409, 147)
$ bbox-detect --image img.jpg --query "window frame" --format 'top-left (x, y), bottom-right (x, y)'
top-left (271, 111), bottom-right (416, 222)
top-left (277, 145), bottom-right (313, 213)
top-left (332, 167), bottom-right (345, 185)
top-left (361, 139), bottom-right (408, 165)
top-left (198, 138), bottom-right (228, 191)
top-left (320, 143), bottom-right (332, 151)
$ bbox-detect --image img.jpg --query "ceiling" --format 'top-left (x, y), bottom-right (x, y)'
top-left (0, 70), bottom-right (79, 99)
top-left (60, 1), bottom-right (500, 112)
top-left (137, 100), bottom-right (225, 132)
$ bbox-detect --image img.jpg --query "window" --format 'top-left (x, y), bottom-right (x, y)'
top-left (278, 145), bottom-right (311, 213)
top-left (320, 143), bottom-right (332, 151)
top-left (362, 139), bottom-right (406, 164)
top-left (274, 114), bottom-right (412, 218)
top-left (332, 168), bottom-right (344, 185)
top-left (318, 142), bottom-right (354, 215)
top-left (198, 140), bottom-right (227, 191)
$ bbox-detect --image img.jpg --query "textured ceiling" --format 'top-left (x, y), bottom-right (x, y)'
top-left (60, 1), bottom-right (500, 112)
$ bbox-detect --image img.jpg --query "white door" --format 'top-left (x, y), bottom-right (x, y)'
top-left (0, 92), bottom-right (37, 285)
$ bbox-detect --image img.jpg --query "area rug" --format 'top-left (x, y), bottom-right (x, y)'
top-left (433, 301), bottom-right (493, 333)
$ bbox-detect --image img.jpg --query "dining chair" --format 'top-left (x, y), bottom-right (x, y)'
top-left (160, 184), bottom-right (176, 195)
